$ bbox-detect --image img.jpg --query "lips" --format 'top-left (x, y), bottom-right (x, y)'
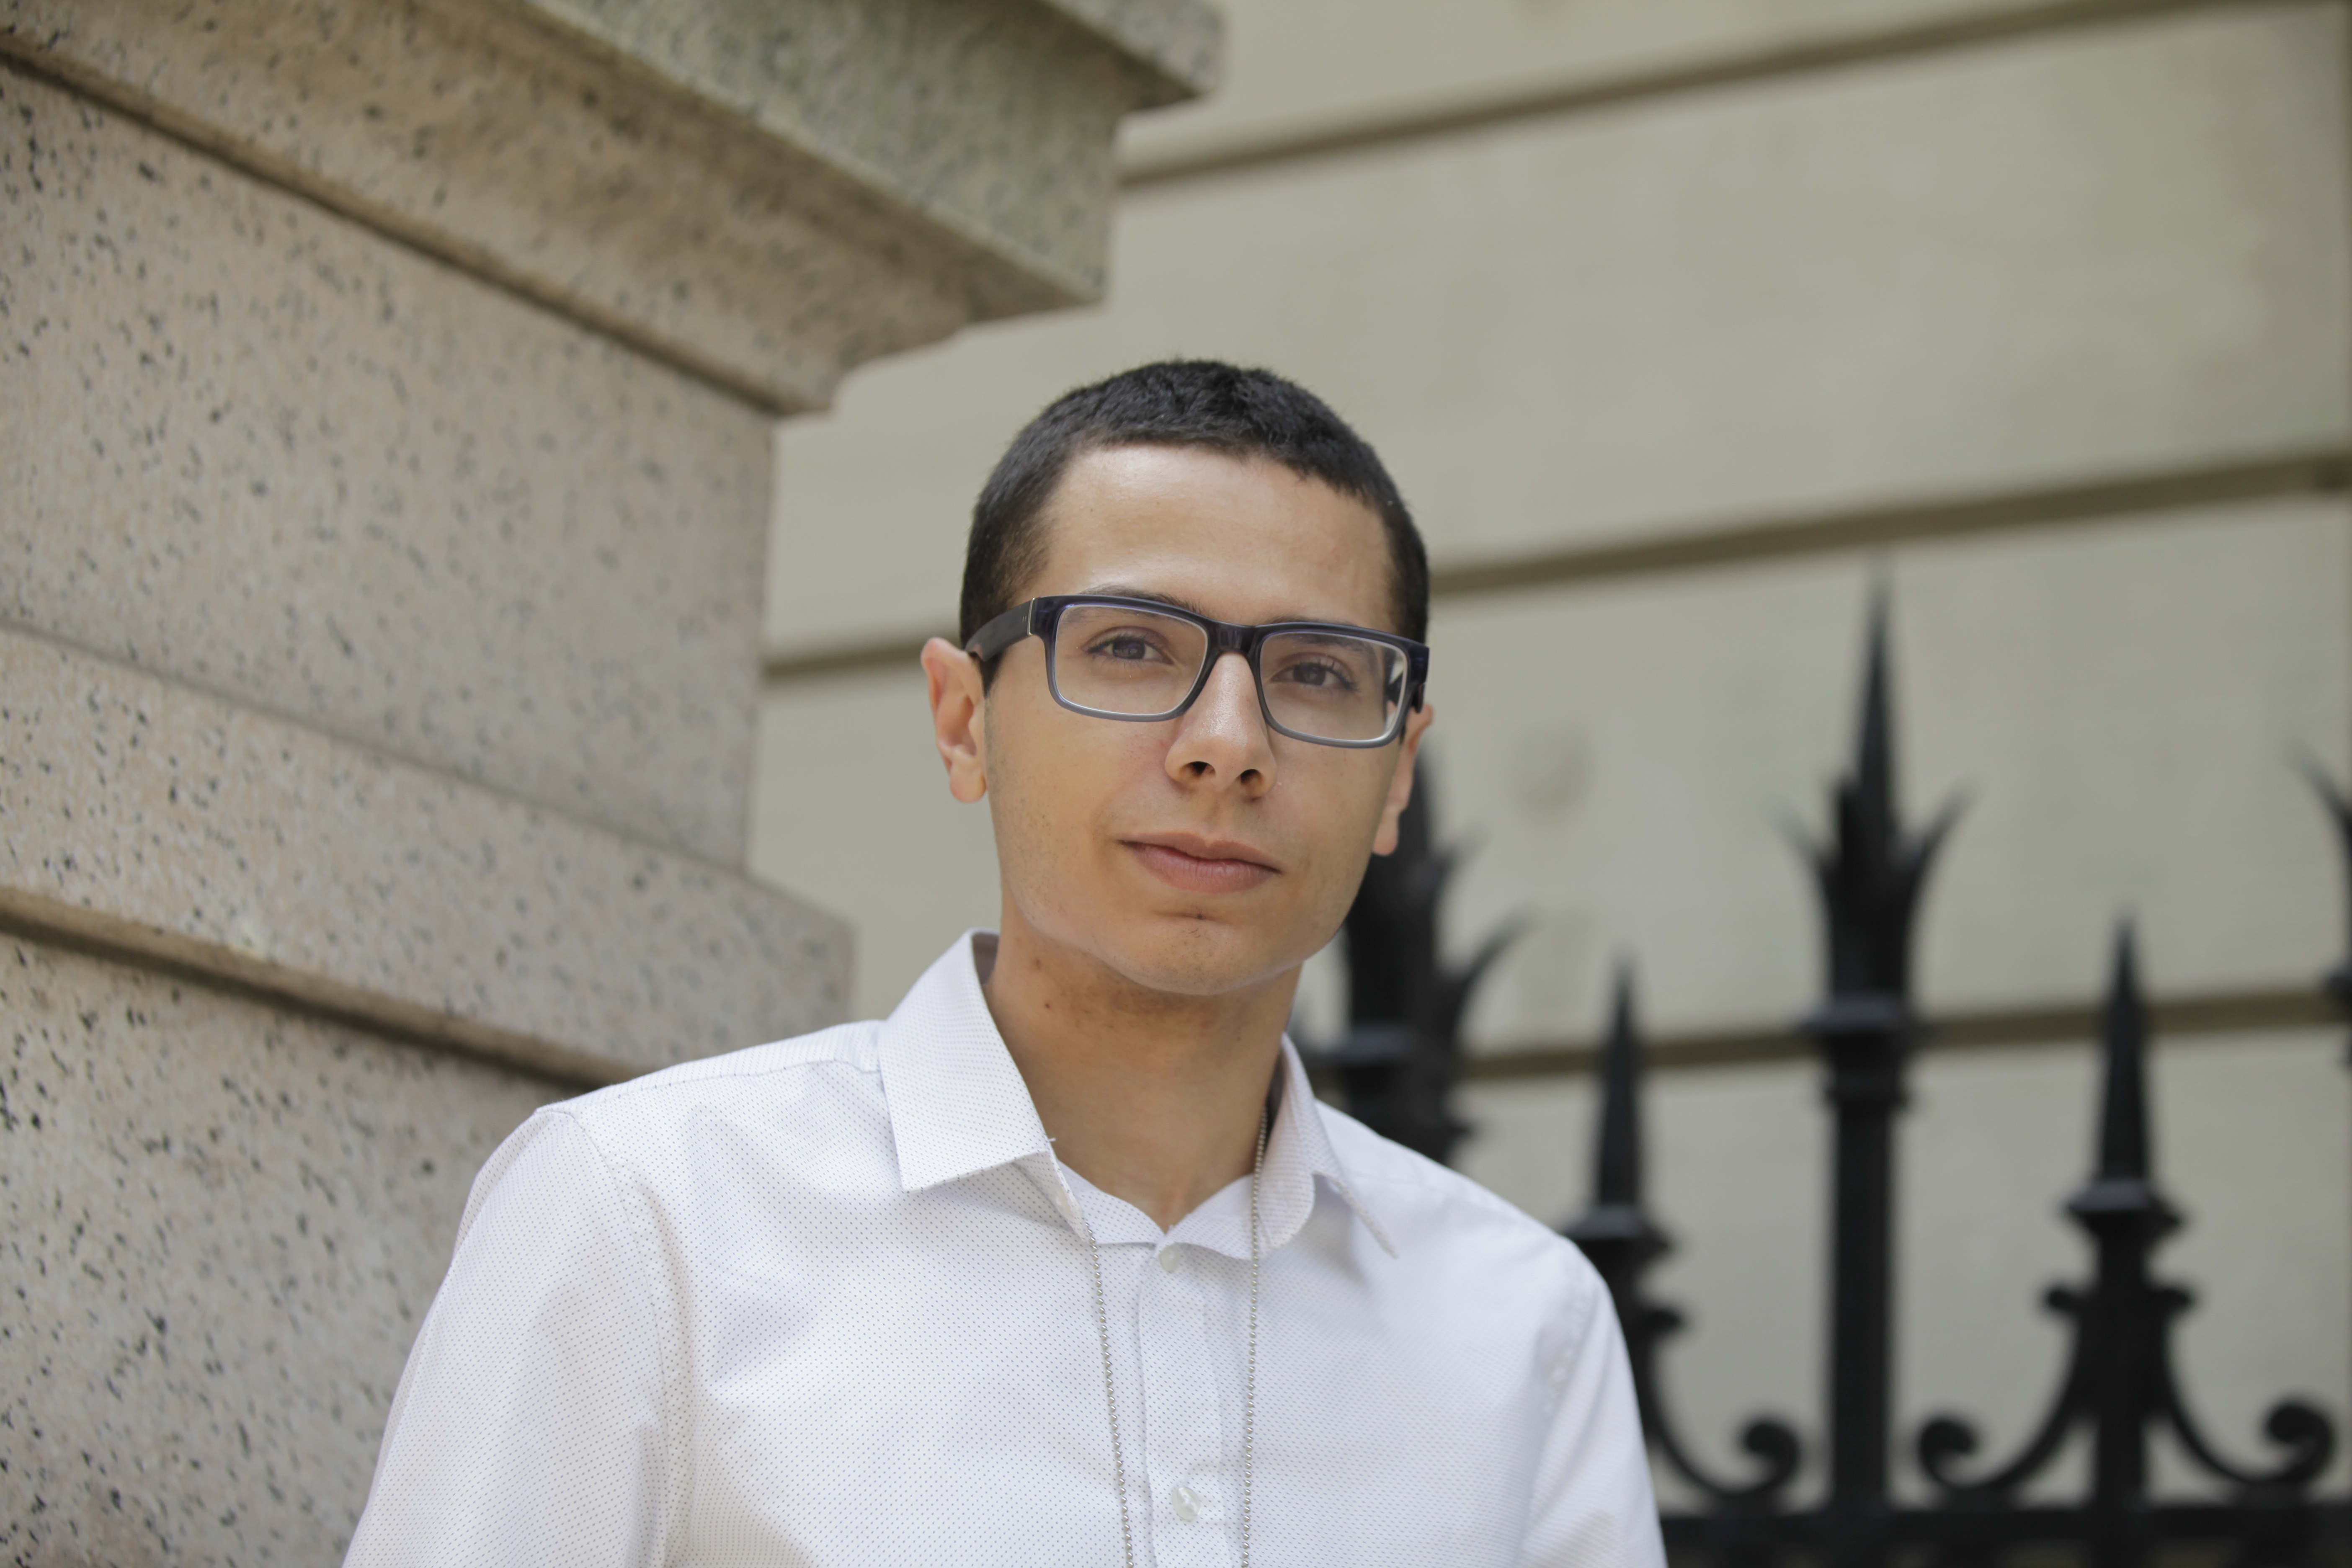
top-left (1125, 833), bottom-right (1280, 895)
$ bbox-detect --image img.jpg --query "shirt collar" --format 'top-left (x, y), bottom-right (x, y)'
top-left (874, 931), bottom-right (1395, 1257)
top-left (875, 932), bottom-right (1056, 1193)
top-left (1259, 1032), bottom-right (1396, 1257)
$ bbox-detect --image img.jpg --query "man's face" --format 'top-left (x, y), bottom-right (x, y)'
top-left (950, 444), bottom-right (1433, 1000)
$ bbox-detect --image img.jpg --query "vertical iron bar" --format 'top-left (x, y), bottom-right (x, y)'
top-left (1833, 1034), bottom-right (1898, 1515)
top-left (1809, 994), bottom-right (1911, 1560)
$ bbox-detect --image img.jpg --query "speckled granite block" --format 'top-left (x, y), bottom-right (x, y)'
top-left (0, 65), bottom-right (772, 866)
top-left (0, 626), bottom-right (852, 1083)
top-left (0, 0), bottom-right (1218, 410)
top-left (0, 932), bottom-right (562, 1564)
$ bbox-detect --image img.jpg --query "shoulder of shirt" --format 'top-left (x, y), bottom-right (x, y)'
top-left (1314, 1098), bottom-right (1604, 1297)
top-left (539, 1019), bottom-right (885, 1132)
top-left (1311, 1097), bottom-right (1521, 1221)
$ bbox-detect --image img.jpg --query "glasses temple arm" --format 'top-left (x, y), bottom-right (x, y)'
top-left (965, 601), bottom-right (1039, 663)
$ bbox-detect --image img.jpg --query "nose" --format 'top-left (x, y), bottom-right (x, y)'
top-left (1166, 651), bottom-right (1277, 793)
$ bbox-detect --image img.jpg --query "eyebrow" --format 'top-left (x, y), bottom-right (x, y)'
top-left (1083, 583), bottom-right (1210, 616)
top-left (1081, 584), bottom-right (1350, 627)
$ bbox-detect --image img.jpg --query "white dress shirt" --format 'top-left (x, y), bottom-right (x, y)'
top-left (346, 933), bottom-right (1663, 1567)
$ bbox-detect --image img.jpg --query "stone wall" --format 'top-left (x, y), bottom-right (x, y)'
top-left (0, 0), bottom-right (1215, 1558)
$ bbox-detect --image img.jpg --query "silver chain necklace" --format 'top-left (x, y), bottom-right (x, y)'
top-left (1081, 1109), bottom-right (1270, 1568)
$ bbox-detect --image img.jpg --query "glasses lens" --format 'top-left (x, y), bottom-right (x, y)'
top-left (1259, 631), bottom-right (1406, 743)
top-left (1051, 602), bottom-right (1211, 717)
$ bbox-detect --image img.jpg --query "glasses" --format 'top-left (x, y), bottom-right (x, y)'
top-left (967, 595), bottom-right (1429, 748)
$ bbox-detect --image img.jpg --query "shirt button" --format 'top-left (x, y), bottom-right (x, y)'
top-left (1157, 1247), bottom-right (1180, 1274)
top-left (1170, 1484), bottom-right (1202, 1522)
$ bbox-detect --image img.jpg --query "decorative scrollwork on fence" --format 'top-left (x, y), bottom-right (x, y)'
top-left (1912, 928), bottom-right (2339, 1522)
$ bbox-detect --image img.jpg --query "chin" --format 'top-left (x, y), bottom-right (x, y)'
top-left (1088, 911), bottom-right (1313, 1000)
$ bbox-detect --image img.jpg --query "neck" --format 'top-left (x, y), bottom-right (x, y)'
top-left (980, 921), bottom-right (1293, 1232)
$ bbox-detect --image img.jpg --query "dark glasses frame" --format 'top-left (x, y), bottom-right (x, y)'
top-left (965, 594), bottom-right (1431, 749)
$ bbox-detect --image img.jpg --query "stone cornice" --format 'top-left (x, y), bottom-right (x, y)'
top-left (1, 0), bottom-right (1218, 411)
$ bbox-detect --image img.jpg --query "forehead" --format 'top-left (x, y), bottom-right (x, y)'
top-left (1026, 445), bottom-right (1399, 630)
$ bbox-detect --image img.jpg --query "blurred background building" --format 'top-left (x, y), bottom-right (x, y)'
top-left (750, 0), bottom-right (2352, 1511)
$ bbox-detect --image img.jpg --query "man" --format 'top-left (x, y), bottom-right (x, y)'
top-left (346, 362), bottom-right (1663, 1566)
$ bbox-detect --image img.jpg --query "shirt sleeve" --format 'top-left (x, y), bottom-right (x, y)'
top-left (345, 1108), bottom-right (684, 1568)
top-left (1519, 1264), bottom-right (1667, 1568)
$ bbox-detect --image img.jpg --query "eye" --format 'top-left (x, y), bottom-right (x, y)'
top-left (1271, 655), bottom-right (1358, 693)
top-left (1083, 629), bottom-right (1176, 664)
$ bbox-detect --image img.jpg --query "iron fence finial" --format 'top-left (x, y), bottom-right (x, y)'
top-left (1806, 596), bottom-right (1963, 1006)
top-left (1563, 965), bottom-right (1803, 1519)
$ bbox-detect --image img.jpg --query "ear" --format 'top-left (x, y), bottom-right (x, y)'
top-left (921, 637), bottom-right (990, 805)
top-left (1369, 699), bottom-right (1436, 856)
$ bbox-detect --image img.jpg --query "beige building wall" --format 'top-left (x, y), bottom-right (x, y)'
top-left (751, 0), bottom-right (2352, 1510)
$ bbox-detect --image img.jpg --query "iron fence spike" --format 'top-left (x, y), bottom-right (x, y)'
top-left (1594, 962), bottom-right (1644, 1210)
top-left (2094, 921), bottom-right (2155, 1186)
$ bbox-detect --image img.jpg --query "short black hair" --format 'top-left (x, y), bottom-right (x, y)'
top-left (959, 361), bottom-right (1429, 656)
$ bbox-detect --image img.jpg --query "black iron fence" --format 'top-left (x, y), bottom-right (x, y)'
top-left (1308, 609), bottom-right (2352, 1567)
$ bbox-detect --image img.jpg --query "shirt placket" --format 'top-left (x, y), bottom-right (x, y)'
top-left (1137, 1240), bottom-right (1239, 1568)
